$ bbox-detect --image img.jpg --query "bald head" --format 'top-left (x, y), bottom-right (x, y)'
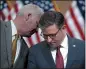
top-left (14, 4), bottom-right (44, 37)
top-left (18, 4), bottom-right (44, 17)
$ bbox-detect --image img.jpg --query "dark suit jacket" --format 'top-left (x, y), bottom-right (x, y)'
top-left (27, 35), bottom-right (85, 69)
top-left (0, 21), bottom-right (29, 69)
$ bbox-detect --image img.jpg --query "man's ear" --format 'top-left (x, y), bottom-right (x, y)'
top-left (27, 13), bottom-right (31, 18)
top-left (25, 13), bottom-right (31, 21)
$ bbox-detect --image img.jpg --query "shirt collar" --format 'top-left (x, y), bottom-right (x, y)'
top-left (61, 35), bottom-right (68, 49)
top-left (11, 20), bottom-right (17, 36)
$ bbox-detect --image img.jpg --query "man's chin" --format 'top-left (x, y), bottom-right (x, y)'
top-left (21, 29), bottom-right (37, 37)
top-left (21, 34), bottom-right (32, 37)
top-left (48, 43), bottom-right (57, 48)
top-left (24, 35), bottom-right (31, 37)
top-left (51, 45), bottom-right (57, 48)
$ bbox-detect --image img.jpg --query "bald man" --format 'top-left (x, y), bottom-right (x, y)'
top-left (0, 4), bottom-right (44, 69)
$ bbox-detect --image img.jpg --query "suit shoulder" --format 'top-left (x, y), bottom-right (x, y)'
top-left (72, 38), bottom-right (85, 48)
top-left (0, 21), bottom-right (10, 27)
top-left (30, 41), bottom-right (46, 50)
top-left (0, 21), bottom-right (5, 26)
top-left (73, 38), bottom-right (84, 44)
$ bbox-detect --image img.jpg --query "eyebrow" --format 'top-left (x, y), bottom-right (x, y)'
top-left (43, 28), bottom-right (60, 36)
top-left (43, 31), bottom-right (58, 35)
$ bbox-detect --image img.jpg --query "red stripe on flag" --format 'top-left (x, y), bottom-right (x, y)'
top-left (35, 32), bottom-right (41, 43)
top-left (28, 37), bottom-right (34, 46)
top-left (14, 3), bottom-right (18, 13)
top-left (70, 7), bottom-right (85, 40)
top-left (64, 19), bottom-right (74, 37)
top-left (8, 14), bottom-right (11, 20)
top-left (0, 11), bottom-right (5, 20)
top-left (7, 5), bottom-right (12, 20)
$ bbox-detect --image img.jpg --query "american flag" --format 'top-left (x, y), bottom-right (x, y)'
top-left (0, 0), bottom-right (85, 47)
top-left (65, 0), bottom-right (85, 40)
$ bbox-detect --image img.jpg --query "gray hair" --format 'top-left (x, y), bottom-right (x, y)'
top-left (18, 4), bottom-right (44, 17)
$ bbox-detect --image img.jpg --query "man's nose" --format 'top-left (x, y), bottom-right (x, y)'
top-left (47, 36), bottom-right (52, 43)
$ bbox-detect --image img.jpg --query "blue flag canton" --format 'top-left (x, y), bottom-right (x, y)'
top-left (21, 0), bottom-right (54, 11)
top-left (77, 0), bottom-right (85, 19)
top-left (0, 0), bottom-right (8, 11)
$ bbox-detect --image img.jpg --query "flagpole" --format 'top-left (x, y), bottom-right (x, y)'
top-left (6, 0), bottom-right (16, 9)
top-left (52, 0), bottom-right (60, 12)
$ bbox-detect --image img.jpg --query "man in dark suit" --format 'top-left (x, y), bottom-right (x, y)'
top-left (0, 4), bottom-right (44, 69)
top-left (28, 11), bottom-right (85, 69)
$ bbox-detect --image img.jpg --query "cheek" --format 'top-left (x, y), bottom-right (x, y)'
top-left (55, 36), bottom-right (61, 42)
top-left (27, 22), bottom-right (37, 32)
top-left (55, 34), bottom-right (64, 44)
top-left (31, 22), bottom-right (37, 29)
top-left (54, 36), bottom-right (62, 45)
top-left (56, 34), bottom-right (62, 40)
top-left (56, 31), bottom-right (63, 40)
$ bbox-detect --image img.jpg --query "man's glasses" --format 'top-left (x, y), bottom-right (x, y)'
top-left (41, 28), bottom-right (61, 39)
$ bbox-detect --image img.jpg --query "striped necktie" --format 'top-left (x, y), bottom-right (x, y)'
top-left (12, 34), bottom-right (19, 64)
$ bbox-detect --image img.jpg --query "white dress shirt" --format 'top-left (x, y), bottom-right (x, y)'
top-left (11, 20), bottom-right (21, 63)
top-left (51, 35), bottom-right (68, 68)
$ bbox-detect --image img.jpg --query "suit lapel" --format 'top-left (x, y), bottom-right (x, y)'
top-left (66, 36), bottom-right (77, 68)
top-left (41, 41), bottom-right (56, 68)
top-left (5, 21), bottom-right (12, 67)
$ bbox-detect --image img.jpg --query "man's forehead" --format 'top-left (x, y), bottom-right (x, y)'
top-left (42, 25), bottom-right (59, 33)
top-left (43, 24), bottom-right (58, 30)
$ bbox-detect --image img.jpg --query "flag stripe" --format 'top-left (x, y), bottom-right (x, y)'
top-left (10, 8), bottom-right (16, 20)
top-left (65, 11), bottom-right (82, 39)
top-left (35, 32), bottom-right (41, 43)
top-left (14, 3), bottom-right (19, 13)
top-left (69, 7), bottom-right (85, 40)
top-left (28, 37), bottom-right (34, 46)
top-left (8, 14), bottom-right (11, 20)
top-left (65, 19), bottom-right (74, 37)
top-left (30, 34), bottom-right (38, 45)
top-left (0, 11), bottom-right (5, 20)
top-left (71, 1), bottom-right (84, 35)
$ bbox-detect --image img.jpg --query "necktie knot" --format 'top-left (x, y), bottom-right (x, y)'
top-left (57, 45), bottom-right (61, 50)
top-left (15, 34), bottom-right (19, 40)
